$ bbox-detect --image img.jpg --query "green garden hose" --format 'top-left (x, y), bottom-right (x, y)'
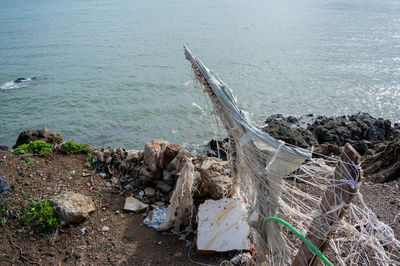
top-left (262, 216), bottom-right (334, 266)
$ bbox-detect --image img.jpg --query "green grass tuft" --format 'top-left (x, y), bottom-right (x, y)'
top-left (13, 141), bottom-right (52, 156)
top-left (20, 200), bottom-right (59, 236)
top-left (19, 157), bottom-right (34, 165)
top-left (63, 140), bottom-right (90, 154)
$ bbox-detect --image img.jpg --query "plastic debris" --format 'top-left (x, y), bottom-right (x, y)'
top-left (143, 207), bottom-right (168, 230)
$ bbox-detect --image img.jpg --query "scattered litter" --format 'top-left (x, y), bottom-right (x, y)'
top-left (138, 191), bottom-right (144, 197)
top-left (99, 172), bottom-right (106, 178)
top-left (80, 227), bottom-right (87, 235)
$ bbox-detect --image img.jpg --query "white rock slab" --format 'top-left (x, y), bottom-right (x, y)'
top-left (124, 196), bottom-right (148, 212)
top-left (197, 198), bottom-right (250, 252)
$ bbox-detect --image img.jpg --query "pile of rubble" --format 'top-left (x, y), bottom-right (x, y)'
top-left (92, 139), bottom-right (252, 256)
top-left (92, 140), bottom-right (233, 208)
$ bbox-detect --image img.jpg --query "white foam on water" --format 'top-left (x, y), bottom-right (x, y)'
top-left (0, 78), bottom-right (35, 90)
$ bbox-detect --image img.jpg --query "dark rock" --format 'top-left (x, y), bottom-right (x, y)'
top-left (0, 145), bottom-right (8, 150)
top-left (362, 140), bottom-right (400, 183)
top-left (262, 120), bottom-right (316, 148)
top-left (156, 181), bottom-right (172, 193)
top-left (308, 113), bottom-right (398, 147)
top-left (0, 176), bottom-right (12, 195)
top-left (208, 138), bottom-right (228, 161)
top-left (14, 128), bottom-right (62, 148)
top-left (312, 143), bottom-right (341, 156)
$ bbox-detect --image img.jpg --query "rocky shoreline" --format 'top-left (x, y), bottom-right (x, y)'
top-left (1, 112), bottom-right (399, 265)
top-left (208, 112), bottom-right (400, 183)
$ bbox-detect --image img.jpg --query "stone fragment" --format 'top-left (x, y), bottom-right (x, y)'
top-left (51, 191), bottom-right (95, 225)
top-left (156, 181), bottom-right (172, 193)
top-left (13, 128), bottom-right (63, 148)
top-left (144, 187), bottom-right (156, 197)
top-left (230, 252), bottom-right (255, 265)
top-left (162, 143), bottom-right (183, 168)
top-left (0, 176), bottom-right (12, 195)
top-left (197, 198), bottom-right (250, 252)
top-left (123, 197), bottom-right (148, 212)
top-left (140, 175), bottom-right (153, 183)
top-left (101, 226), bottom-right (110, 232)
top-left (143, 139), bottom-right (168, 179)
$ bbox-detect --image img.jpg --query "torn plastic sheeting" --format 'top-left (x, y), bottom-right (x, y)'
top-left (184, 45), bottom-right (310, 162)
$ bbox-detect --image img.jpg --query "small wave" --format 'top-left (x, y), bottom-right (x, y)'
top-left (0, 77), bottom-right (37, 90)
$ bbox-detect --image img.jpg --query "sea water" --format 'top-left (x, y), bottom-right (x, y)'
top-left (1, 0), bottom-right (399, 149)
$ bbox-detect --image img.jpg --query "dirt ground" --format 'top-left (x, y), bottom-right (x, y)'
top-left (0, 150), bottom-right (399, 265)
top-left (0, 151), bottom-right (234, 266)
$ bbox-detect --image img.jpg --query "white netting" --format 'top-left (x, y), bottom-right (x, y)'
top-left (184, 46), bottom-right (400, 265)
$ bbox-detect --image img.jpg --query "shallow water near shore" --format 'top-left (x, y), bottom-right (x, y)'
top-left (1, 0), bottom-right (400, 149)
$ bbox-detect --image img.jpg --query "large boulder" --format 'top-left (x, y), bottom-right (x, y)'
top-left (14, 128), bottom-right (62, 148)
top-left (51, 191), bottom-right (95, 225)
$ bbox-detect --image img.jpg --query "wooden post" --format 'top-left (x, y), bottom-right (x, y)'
top-left (292, 143), bottom-right (363, 266)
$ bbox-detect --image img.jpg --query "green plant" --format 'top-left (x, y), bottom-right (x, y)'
top-left (63, 140), bottom-right (90, 154)
top-left (373, 151), bottom-right (382, 158)
top-left (395, 135), bottom-right (400, 144)
top-left (19, 157), bottom-right (34, 165)
top-left (20, 200), bottom-right (59, 235)
top-left (13, 141), bottom-right (52, 157)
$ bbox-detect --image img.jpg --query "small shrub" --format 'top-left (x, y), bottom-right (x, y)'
top-left (395, 135), bottom-right (400, 144)
top-left (13, 141), bottom-right (52, 157)
top-left (19, 157), bottom-right (34, 165)
top-left (63, 140), bottom-right (89, 154)
top-left (85, 152), bottom-right (95, 169)
top-left (20, 200), bottom-right (59, 235)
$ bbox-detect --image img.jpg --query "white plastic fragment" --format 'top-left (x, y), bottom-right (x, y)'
top-left (197, 198), bottom-right (250, 252)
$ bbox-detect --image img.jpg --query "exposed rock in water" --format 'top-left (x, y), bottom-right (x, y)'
top-left (308, 113), bottom-right (396, 146)
top-left (261, 112), bottom-right (400, 156)
top-left (362, 140), bottom-right (400, 183)
top-left (51, 191), bottom-right (95, 225)
top-left (14, 128), bottom-right (63, 148)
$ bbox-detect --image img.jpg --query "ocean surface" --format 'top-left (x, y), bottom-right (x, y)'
top-left (1, 0), bottom-right (400, 149)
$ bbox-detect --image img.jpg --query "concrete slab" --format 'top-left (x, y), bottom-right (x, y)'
top-left (197, 198), bottom-right (250, 252)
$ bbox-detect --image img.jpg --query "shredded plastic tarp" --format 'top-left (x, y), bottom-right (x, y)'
top-left (183, 46), bottom-right (400, 265)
